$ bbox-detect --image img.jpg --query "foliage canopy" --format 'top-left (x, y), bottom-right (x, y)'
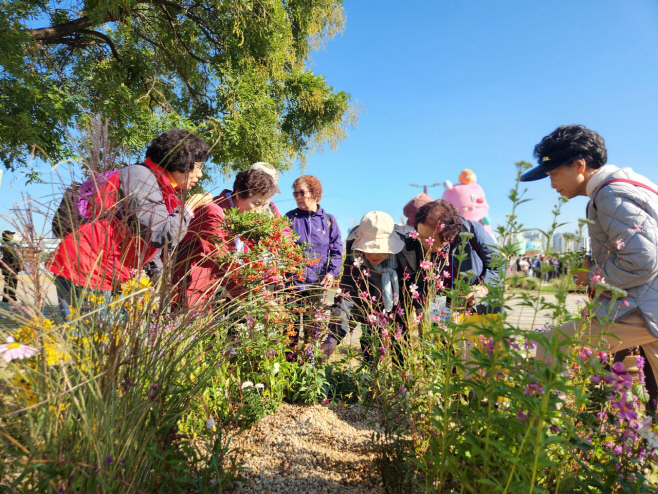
top-left (0, 0), bottom-right (354, 174)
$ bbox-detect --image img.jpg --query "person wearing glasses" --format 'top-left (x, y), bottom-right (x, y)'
top-left (172, 163), bottom-right (284, 309)
top-left (414, 200), bottom-right (502, 314)
top-left (285, 175), bottom-right (343, 292)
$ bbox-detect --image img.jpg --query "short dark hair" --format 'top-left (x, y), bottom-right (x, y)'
top-left (534, 125), bottom-right (607, 170)
top-left (145, 129), bottom-right (210, 173)
top-left (292, 175), bottom-right (323, 202)
top-left (233, 170), bottom-right (277, 199)
top-left (415, 200), bottom-right (463, 243)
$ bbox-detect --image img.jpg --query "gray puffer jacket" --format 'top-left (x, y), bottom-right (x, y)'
top-left (586, 165), bottom-right (658, 338)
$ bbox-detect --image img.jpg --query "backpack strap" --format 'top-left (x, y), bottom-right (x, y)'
top-left (591, 178), bottom-right (658, 211)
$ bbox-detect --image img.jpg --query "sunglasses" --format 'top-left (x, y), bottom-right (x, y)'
top-left (293, 190), bottom-right (310, 197)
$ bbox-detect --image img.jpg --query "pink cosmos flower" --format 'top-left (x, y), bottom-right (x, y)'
top-left (613, 239), bottom-right (625, 250)
top-left (612, 392), bottom-right (638, 421)
top-left (0, 337), bottom-right (38, 363)
top-left (409, 231), bottom-right (419, 240)
top-left (420, 260), bottom-right (432, 270)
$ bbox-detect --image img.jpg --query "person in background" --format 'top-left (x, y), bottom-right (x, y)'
top-left (524, 124), bottom-right (658, 411)
top-left (414, 200), bottom-right (502, 313)
top-left (285, 175), bottom-right (342, 292)
top-left (47, 129), bottom-right (212, 318)
top-left (173, 163), bottom-right (282, 309)
top-left (1, 230), bottom-right (23, 303)
top-left (321, 211), bottom-right (423, 360)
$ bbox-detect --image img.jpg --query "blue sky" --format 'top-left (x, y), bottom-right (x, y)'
top-left (2, 0), bottom-right (658, 241)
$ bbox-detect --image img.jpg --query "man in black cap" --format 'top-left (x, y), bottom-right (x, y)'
top-left (1, 230), bottom-right (22, 302)
top-left (523, 124), bottom-right (658, 410)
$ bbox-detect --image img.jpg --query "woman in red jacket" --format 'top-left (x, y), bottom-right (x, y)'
top-left (48, 129), bottom-right (213, 319)
top-left (172, 163), bottom-right (283, 310)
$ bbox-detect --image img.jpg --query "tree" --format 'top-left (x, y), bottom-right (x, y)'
top-left (0, 0), bottom-right (355, 174)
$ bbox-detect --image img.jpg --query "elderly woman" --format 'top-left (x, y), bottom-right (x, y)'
top-left (414, 200), bottom-right (502, 312)
top-left (321, 211), bottom-right (423, 359)
top-left (172, 162), bottom-right (283, 309)
top-left (48, 129), bottom-right (212, 317)
top-left (285, 175), bottom-right (342, 291)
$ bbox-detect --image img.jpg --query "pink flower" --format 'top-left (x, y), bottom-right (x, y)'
top-left (425, 237), bottom-right (435, 246)
top-left (353, 257), bottom-right (363, 268)
top-left (403, 271), bottom-right (410, 281)
top-left (410, 231), bottom-right (419, 240)
top-left (420, 260), bottom-right (432, 270)
top-left (362, 269), bottom-right (370, 278)
top-left (621, 299), bottom-right (629, 307)
top-left (412, 292), bottom-right (420, 299)
top-left (0, 337), bottom-right (38, 363)
top-left (381, 329), bottom-right (389, 338)
top-left (613, 239), bottom-right (625, 250)
top-left (591, 275), bottom-right (605, 284)
top-left (367, 314), bottom-right (378, 324)
top-left (442, 270), bottom-right (451, 279)
top-left (631, 225), bottom-right (643, 232)
top-left (359, 291), bottom-right (369, 299)
top-left (612, 392), bottom-right (638, 421)
top-left (438, 223), bottom-right (445, 230)
top-left (395, 328), bottom-right (403, 340)
top-left (517, 411), bottom-right (528, 421)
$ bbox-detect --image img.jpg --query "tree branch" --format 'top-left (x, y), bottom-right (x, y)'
top-left (77, 29), bottom-right (123, 63)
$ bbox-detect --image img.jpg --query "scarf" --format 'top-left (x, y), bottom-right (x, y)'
top-left (143, 157), bottom-right (182, 213)
top-left (370, 255), bottom-right (399, 312)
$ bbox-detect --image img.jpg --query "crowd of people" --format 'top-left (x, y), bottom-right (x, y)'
top-left (20, 124), bottom-right (658, 411)
top-left (509, 253), bottom-right (564, 281)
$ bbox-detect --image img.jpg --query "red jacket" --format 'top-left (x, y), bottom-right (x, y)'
top-left (172, 189), bottom-right (285, 309)
top-left (48, 164), bottom-right (190, 291)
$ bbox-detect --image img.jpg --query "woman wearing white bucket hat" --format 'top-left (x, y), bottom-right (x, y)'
top-left (321, 211), bottom-right (424, 360)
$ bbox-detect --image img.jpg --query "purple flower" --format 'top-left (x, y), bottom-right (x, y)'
top-left (517, 411), bottom-right (528, 420)
top-left (106, 456), bottom-right (113, 465)
top-left (611, 392), bottom-right (638, 421)
top-left (523, 383), bottom-right (543, 397)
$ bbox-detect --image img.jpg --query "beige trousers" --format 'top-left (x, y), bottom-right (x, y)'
top-left (536, 311), bottom-right (658, 385)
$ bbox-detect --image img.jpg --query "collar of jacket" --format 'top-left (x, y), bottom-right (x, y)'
top-left (585, 164), bottom-right (620, 198)
top-left (292, 205), bottom-right (325, 218)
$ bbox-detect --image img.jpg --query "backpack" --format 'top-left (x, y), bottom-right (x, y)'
top-left (52, 170), bottom-right (120, 238)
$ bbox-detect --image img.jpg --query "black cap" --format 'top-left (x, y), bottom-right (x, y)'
top-left (520, 153), bottom-right (584, 182)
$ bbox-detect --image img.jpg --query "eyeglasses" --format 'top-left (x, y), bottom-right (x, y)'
top-left (293, 190), bottom-right (309, 198)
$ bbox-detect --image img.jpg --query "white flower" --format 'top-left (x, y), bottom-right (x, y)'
top-left (241, 381), bottom-right (254, 390)
top-left (409, 284), bottom-right (418, 294)
top-left (206, 417), bottom-right (216, 430)
top-left (272, 362), bottom-right (280, 376)
top-left (255, 383), bottom-right (265, 390)
top-left (353, 257), bottom-right (363, 268)
top-left (0, 337), bottom-right (38, 363)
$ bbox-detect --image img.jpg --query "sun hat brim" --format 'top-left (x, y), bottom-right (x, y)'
top-left (353, 234), bottom-right (405, 255)
top-left (520, 153), bottom-right (584, 182)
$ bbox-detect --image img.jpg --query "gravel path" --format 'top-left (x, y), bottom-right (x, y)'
top-left (230, 403), bottom-right (384, 493)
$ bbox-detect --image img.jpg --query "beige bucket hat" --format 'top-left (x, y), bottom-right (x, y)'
top-left (352, 211), bottom-right (405, 254)
top-left (249, 162), bottom-right (281, 193)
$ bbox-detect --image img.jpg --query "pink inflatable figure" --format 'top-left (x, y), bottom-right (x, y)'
top-left (441, 169), bottom-right (494, 236)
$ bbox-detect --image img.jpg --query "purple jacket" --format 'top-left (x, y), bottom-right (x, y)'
top-left (285, 206), bottom-right (343, 287)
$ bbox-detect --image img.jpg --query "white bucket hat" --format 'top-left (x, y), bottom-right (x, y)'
top-left (249, 162), bottom-right (281, 193)
top-left (352, 211), bottom-right (405, 254)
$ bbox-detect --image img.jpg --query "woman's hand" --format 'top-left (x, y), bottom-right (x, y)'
top-left (320, 336), bottom-right (338, 358)
top-left (185, 192), bottom-right (213, 211)
top-left (464, 284), bottom-right (488, 306)
top-left (320, 273), bottom-right (335, 289)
